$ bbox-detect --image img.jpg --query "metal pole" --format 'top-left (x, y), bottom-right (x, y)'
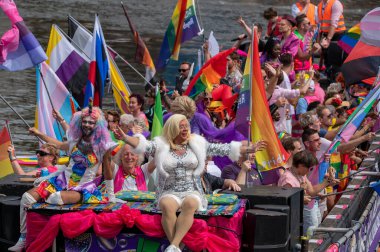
top-left (0, 94), bottom-right (43, 143)
top-left (5, 120), bottom-right (14, 146)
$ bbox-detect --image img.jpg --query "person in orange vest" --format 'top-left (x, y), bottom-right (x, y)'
top-left (291, 0), bottom-right (318, 27)
top-left (317, 0), bottom-right (347, 79)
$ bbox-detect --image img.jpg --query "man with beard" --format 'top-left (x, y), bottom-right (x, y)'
top-left (9, 106), bottom-right (117, 252)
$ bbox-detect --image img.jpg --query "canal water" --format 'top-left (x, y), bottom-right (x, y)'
top-left (0, 0), bottom-right (377, 153)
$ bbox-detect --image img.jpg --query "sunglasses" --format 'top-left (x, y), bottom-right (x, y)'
top-left (82, 120), bottom-right (96, 125)
top-left (178, 68), bottom-right (189, 73)
top-left (204, 97), bottom-right (213, 101)
top-left (36, 150), bottom-right (50, 156)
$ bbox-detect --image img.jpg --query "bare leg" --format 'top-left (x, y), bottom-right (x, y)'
top-left (159, 197), bottom-right (180, 242)
top-left (60, 191), bottom-right (82, 204)
top-left (171, 197), bottom-right (198, 247)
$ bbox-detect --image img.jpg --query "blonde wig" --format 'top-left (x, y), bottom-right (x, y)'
top-left (170, 96), bottom-right (196, 119)
top-left (162, 114), bottom-right (191, 150)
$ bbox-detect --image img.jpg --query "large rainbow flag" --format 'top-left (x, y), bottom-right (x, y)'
top-left (121, 3), bottom-right (156, 82)
top-left (184, 48), bottom-right (235, 98)
top-left (0, 0), bottom-right (47, 71)
top-left (237, 29), bottom-right (289, 171)
top-left (156, 0), bottom-right (202, 71)
top-left (0, 125), bottom-right (13, 178)
top-left (68, 16), bottom-right (131, 114)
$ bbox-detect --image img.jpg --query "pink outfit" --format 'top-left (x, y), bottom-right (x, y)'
top-left (313, 83), bottom-right (325, 104)
top-left (278, 169), bottom-right (306, 187)
top-left (114, 165), bottom-right (147, 192)
top-left (279, 32), bottom-right (300, 58)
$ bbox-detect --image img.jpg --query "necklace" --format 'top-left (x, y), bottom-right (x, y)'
top-left (290, 168), bottom-right (306, 189)
top-left (173, 144), bottom-right (188, 151)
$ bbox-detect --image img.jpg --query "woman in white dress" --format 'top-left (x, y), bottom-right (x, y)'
top-left (116, 114), bottom-right (261, 252)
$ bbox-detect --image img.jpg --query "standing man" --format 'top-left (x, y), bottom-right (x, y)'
top-left (317, 0), bottom-right (346, 78)
top-left (291, 0), bottom-right (318, 27)
top-left (174, 61), bottom-right (192, 95)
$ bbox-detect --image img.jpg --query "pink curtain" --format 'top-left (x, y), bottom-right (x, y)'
top-left (26, 205), bottom-right (242, 251)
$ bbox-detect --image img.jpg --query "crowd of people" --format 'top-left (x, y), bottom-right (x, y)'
top-left (7, 1), bottom-right (379, 252)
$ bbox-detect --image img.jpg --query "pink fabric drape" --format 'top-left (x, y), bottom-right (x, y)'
top-left (26, 205), bottom-right (243, 252)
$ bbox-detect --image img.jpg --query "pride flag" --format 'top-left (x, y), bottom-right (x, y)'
top-left (156, 0), bottom-right (202, 71)
top-left (341, 8), bottom-right (380, 85)
top-left (338, 23), bottom-right (360, 54)
top-left (0, 125), bottom-right (13, 178)
top-left (151, 86), bottom-right (163, 138)
top-left (45, 24), bottom-right (89, 107)
top-left (0, 0), bottom-right (47, 71)
top-left (35, 62), bottom-right (78, 141)
top-left (121, 3), bottom-right (156, 82)
top-left (238, 29), bottom-right (289, 171)
top-left (68, 16), bottom-right (131, 114)
top-left (184, 48), bottom-right (235, 98)
top-left (83, 15), bottom-right (110, 108)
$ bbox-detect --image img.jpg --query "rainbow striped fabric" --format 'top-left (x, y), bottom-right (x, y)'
top-left (0, 0), bottom-right (47, 71)
top-left (156, 0), bottom-right (202, 71)
top-left (236, 30), bottom-right (289, 171)
top-left (0, 125), bottom-right (13, 178)
top-left (184, 48), bottom-right (235, 98)
top-left (338, 23), bottom-right (360, 54)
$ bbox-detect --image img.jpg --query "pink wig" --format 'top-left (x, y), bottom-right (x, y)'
top-left (67, 107), bottom-right (113, 159)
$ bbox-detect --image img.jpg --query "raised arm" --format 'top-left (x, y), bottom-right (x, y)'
top-left (29, 127), bottom-right (69, 151)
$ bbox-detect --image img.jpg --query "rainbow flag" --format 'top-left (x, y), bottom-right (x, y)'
top-left (121, 3), bottom-right (156, 82)
top-left (242, 29), bottom-right (289, 171)
top-left (0, 125), bottom-right (13, 178)
top-left (338, 23), bottom-right (360, 54)
top-left (17, 155), bottom-right (69, 167)
top-left (156, 0), bottom-right (202, 71)
top-left (67, 16), bottom-right (131, 114)
top-left (184, 48), bottom-right (235, 98)
top-left (151, 86), bottom-right (163, 138)
top-left (83, 15), bottom-right (109, 108)
top-left (341, 8), bottom-right (380, 85)
top-left (35, 62), bottom-right (78, 142)
top-left (0, 0), bottom-right (47, 71)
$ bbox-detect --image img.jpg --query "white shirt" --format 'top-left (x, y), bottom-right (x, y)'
top-left (206, 161), bottom-right (221, 177)
top-left (112, 163), bottom-right (150, 191)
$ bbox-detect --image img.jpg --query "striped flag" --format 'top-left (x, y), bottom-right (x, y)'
top-left (83, 15), bottom-right (110, 108)
top-left (67, 16), bottom-right (131, 114)
top-left (35, 62), bottom-right (78, 142)
top-left (156, 0), bottom-right (203, 71)
top-left (338, 23), bottom-right (360, 54)
top-left (151, 86), bottom-right (163, 138)
top-left (46, 24), bottom-right (89, 107)
top-left (240, 29), bottom-right (289, 171)
top-left (121, 3), bottom-right (156, 82)
top-left (0, 0), bottom-right (47, 71)
top-left (0, 125), bottom-right (13, 178)
top-left (341, 8), bottom-right (380, 85)
top-left (184, 48), bottom-right (235, 98)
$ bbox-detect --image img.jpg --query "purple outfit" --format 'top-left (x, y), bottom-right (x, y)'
top-left (221, 162), bottom-right (262, 185)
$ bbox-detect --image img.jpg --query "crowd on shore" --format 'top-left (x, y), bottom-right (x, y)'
top-left (6, 1), bottom-right (380, 252)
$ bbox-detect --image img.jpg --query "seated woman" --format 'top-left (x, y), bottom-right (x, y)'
top-left (8, 106), bottom-right (117, 252)
top-left (116, 114), bottom-right (259, 252)
top-left (112, 144), bottom-right (155, 193)
top-left (277, 150), bottom-right (339, 235)
top-left (7, 143), bottom-right (59, 176)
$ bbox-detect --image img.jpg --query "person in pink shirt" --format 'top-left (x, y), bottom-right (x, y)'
top-left (278, 14), bottom-right (300, 58)
top-left (7, 143), bottom-right (59, 176)
top-left (129, 94), bottom-right (149, 128)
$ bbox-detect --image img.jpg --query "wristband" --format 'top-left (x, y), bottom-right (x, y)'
top-left (8, 151), bottom-right (16, 161)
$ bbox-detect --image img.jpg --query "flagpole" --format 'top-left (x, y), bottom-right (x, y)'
top-left (0, 94), bottom-right (43, 144)
top-left (5, 120), bottom-right (14, 146)
top-left (37, 65), bottom-right (65, 141)
top-left (246, 25), bottom-right (255, 187)
top-left (64, 17), bottom-right (155, 88)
